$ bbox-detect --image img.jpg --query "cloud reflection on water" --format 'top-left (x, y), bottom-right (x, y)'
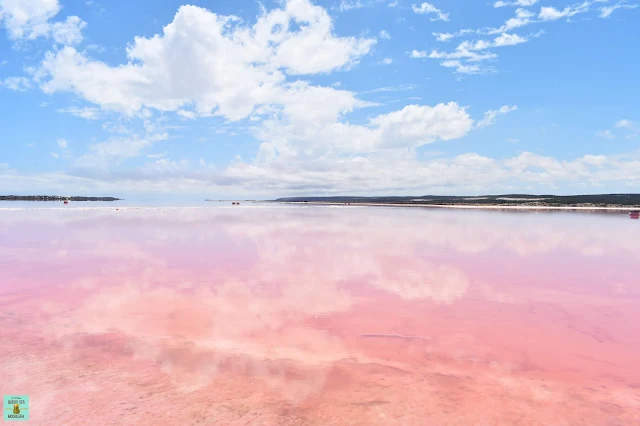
top-left (0, 206), bottom-right (639, 424)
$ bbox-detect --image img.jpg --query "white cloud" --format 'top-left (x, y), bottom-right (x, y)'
top-left (378, 29), bottom-right (391, 39)
top-left (477, 105), bottom-right (517, 127)
top-left (379, 57), bottom-right (393, 64)
top-left (50, 152), bottom-right (59, 158)
top-left (440, 60), bottom-right (481, 74)
top-left (337, 0), bottom-right (388, 11)
top-left (423, 27), bottom-right (528, 73)
top-left (493, 32), bottom-right (528, 46)
top-left (51, 16), bottom-right (86, 45)
top-left (37, 1), bottom-right (376, 121)
top-left (57, 138), bottom-right (68, 149)
top-left (0, 0), bottom-right (60, 39)
top-left (433, 32), bottom-right (454, 42)
top-left (57, 106), bottom-right (101, 120)
top-left (177, 110), bottom-right (196, 119)
top-left (538, 1), bottom-right (602, 22)
top-left (426, 0), bottom-right (635, 76)
top-left (146, 152), bottom-right (167, 159)
top-left (0, 0), bottom-right (85, 45)
top-left (489, 8), bottom-right (535, 34)
top-left (412, 2), bottom-right (449, 21)
top-left (597, 119), bottom-right (638, 139)
top-left (254, 100), bottom-right (474, 157)
top-left (430, 44), bottom-right (498, 61)
top-left (360, 84), bottom-right (416, 94)
top-left (6, 149), bottom-right (640, 196)
top-left (1, 76), bottom-right (31, 91)
top-left (596, 130), bottom-right (614, 139)
top-left (370, 103), bottom-right (474, 148)
top-left (73, 135), bottom-right (160, 170)
top-left (338, 0), bottom-right (364, 11)
top-left (432, 28), bottom-right (476, 42)
top-left (388, 0), bottom-right (399, 6)
top-left (615, 119), bottom-right (635, 129)
top-left (599, 2), bottom-right (638, 18)
top-left (494, 0), bottom-right (538, 7)
top-left (410, 49), bottom-right (428, 58)
top-left (538, 6), bottom-right (571, 20)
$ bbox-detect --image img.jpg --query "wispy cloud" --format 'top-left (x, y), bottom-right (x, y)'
top-left (596, 130), bottom-right (614, 139)
top-left (478, 105), bottom-right (518, 127)
top-left (57, 106), bottom-right (102, 120)
top-left (361, 84), bottom-right (417, 94)
top-left (597, 119), bottom-right (638, 139)
top-left (600, 1), bottom-right (639, 18)
top-left (338, 0), bottom-right (385, 11)
top-left (379, 30), bottom-right (391, 39)
top-left (421, 0), bottom-right (633, 75)
top-left (412, 2), bottom-right (449, 21)
top-left (494, 0), bottom-right (538, 8)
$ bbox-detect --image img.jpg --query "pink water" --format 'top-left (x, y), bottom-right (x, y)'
top-left (1, 205), bottom-right (639, 425)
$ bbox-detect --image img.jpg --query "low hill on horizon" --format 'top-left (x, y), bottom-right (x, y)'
top-left (1, 195), bottom-right (121, 201)
top-left (274, 194), bottom-right (640, 207)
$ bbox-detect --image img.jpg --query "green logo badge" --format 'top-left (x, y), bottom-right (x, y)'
top-left (3, 395), bottom-right (29, 421)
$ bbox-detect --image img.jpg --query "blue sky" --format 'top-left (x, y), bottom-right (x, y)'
top-left (0, 0), bottom-right (638, 198)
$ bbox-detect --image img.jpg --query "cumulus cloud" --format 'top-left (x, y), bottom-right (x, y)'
top-left (57, 138), bottom-right (67, 149)
top-left (254, 101), bottom-right (474, 156)
top-left (50, 16), bottom-right (86, 45)
top-left (36, 1), bottom-right (375, 121)
top-left (370, 103), bottom-right (474, 148)
top-left (0, 0), bottom-right (60, 39)
top-left (412, 2), bottom-right (449, 21)
top-left (379, 29), bottom-right (391, 39)
top-left (0, 0), bottom-right (85, 44)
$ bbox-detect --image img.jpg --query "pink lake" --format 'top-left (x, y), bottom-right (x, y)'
top-left (1, 205), bottom-right (639, 425)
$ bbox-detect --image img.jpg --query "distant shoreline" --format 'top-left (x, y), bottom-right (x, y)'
top-left (277, 201), bottom-right (640, 211)
top-left (0, 195), bottom-right (121, 201)
top-left (274, 194), bottom-right (640, 211)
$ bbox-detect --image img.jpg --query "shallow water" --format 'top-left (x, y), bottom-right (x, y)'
top-left (0, 206), bottom-right (639, 425)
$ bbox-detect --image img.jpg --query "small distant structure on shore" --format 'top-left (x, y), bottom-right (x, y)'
top-left (63, 199), bottom-right (69, 204)
top-left (630, 210), bottom-right (639, 219)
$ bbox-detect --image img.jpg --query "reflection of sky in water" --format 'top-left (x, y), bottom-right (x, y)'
top-left (0, 206), bottom-right (639, 425)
